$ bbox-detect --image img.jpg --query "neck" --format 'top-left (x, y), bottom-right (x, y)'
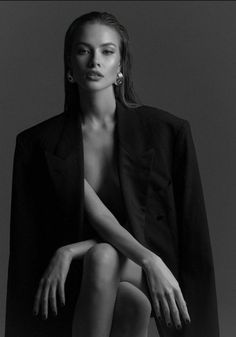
top-left (78, 87), bottom-right (117, 128)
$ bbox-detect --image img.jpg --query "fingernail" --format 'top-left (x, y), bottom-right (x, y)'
top-left (157, 315), bottom-right (162, 321)
top-left (167, 322), bottom-right (172, 327)
top-left (42, 314), bottom-right (47, 320)
top-left (185, 318), bottom-right (191, 324)
top-left (176, 324), bottom-right (182, 329)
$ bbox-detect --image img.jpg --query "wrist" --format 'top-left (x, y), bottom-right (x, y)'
top-left (56, 246), bottom-right (73, 262)
top-left (141, 251), bottom-right (161, 271)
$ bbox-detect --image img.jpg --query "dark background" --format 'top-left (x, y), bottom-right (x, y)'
top-left (0, 2), bottom-right (235, 336)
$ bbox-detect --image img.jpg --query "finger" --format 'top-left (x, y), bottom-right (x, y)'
top-left (145, 277), bottom-right (162, 321)
top-left (49, 283), bottom-right (58, 316)
top-left (58, 280), bottom-right (65, 306)
top-left (160, 296), bottom-right (172, 328)
top-left (165, 291), bottom-right (182, 329)
top-left (174, 289), bottom-right (191, 324)
top-left (33, 280), bottom-right (44, 315)
top-left (152, 297), bottom-right (162, 322)
top-left (41, 281), bottom-right (50, 319)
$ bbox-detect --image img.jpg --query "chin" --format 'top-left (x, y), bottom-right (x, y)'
top-left (79, 81), bottom-right (113, 92)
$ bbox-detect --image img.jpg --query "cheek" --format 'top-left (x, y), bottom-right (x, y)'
top-left (106, 59), bottom-right (120, 77)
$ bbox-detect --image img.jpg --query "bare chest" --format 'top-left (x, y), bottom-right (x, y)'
top-left (82, 124), bottom-right (118, 196)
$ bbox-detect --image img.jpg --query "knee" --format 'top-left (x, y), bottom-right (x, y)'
top-left (115, 281), bottom-right (152, 329)
top-left (84, 243), bottom-right (121, 288)
top-left (85, 243), bottom-right (120, 267)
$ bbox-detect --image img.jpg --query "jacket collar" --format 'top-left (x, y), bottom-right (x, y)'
top-left (53, 99), bottom-right (153, 160)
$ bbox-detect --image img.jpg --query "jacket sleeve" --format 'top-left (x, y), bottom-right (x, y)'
top-left (7, 133), bottom-right (34, 270)
top-left (6, 133), bottom-right (85, 337)
top-left (5, 133), bottom-right (37, 337)
top-left (172, 120), bottom-right (220, 337)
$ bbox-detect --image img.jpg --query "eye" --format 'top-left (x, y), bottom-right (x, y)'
top-left (103, 50), bottom-right (114, 55)
top-left (77, 48), bottom-right (90, 55)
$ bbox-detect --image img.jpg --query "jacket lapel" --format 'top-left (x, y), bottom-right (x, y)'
top-left (116, 101), bottom-right (155, 244)
top-left (44, 100), bottom-right (154, 242)
top-left (43, 111), bottom-right (85, 237)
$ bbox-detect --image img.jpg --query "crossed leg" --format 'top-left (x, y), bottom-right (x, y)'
top-left (72, 243), bottom-right (153, 337)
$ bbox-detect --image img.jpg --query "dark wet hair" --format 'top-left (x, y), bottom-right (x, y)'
top-left (63, 11), bottom-right (142, 114)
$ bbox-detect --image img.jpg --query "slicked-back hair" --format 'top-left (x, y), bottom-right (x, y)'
top-left (63, 11), bottom-right (142, 114)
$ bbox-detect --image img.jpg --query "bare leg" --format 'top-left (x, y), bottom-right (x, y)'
top-left (110, 281), bottom-right (152, 337)
top-left (110, 257), bottom-right (153, 337)
top-left (72, 243), bottom-right (153, 337)
top-left (72, 243), bottom-right (126, 337)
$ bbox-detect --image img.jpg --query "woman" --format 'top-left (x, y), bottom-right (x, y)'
top-left (5, 11), bottom-right (219, 337)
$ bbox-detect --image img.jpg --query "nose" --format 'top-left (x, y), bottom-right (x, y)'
top-left (88, 50), bottom-right (101, 68)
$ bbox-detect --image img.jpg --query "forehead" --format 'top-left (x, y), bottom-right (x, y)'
top-left (72, 22), bottom-right (120, 48)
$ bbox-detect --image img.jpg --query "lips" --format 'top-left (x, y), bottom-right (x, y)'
top-left (86, 70), bottom-right (104, 77)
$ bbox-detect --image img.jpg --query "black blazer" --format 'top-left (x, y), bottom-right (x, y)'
top-left (5, 99), bottom-right (219, 337)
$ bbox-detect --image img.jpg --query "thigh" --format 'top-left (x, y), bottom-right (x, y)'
top-left (119, 257), bottom-right (152, 305)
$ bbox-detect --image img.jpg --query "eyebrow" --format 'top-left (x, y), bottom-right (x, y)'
top-left (75, 42), bottom-right (117, 48)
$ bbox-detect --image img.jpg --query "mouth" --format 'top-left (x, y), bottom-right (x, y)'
top-left (86, 70), bottom-right (104, 78)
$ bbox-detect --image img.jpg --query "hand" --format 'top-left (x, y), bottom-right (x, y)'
top-left (33, 248), bottom-right (72, 319)
top-left (143, 254), bottom-right (191, 330)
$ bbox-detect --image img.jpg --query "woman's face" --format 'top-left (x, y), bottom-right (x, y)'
top-left (69, 23), bottom-right (121, 92)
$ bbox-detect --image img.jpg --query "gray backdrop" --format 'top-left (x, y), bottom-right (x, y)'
top-left (0, 2), bottom-right (235, 337)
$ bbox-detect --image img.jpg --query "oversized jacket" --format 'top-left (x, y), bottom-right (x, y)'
top-left (5, 99), bottom-right (220, 337)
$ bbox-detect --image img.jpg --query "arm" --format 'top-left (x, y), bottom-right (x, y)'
top-left (33, 178), bottom-right (155, 319)
top-left (83, 178), bottom-right (153, 268)
top-left (58, 238), bottom-right (98, 260)
top-left (84, 178), bottom-right (191, 329)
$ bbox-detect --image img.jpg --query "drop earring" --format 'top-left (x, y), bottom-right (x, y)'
top-left (67, 72), bottom-right (74, 83)
top-left (115, 72), bottom-right (124, 86)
